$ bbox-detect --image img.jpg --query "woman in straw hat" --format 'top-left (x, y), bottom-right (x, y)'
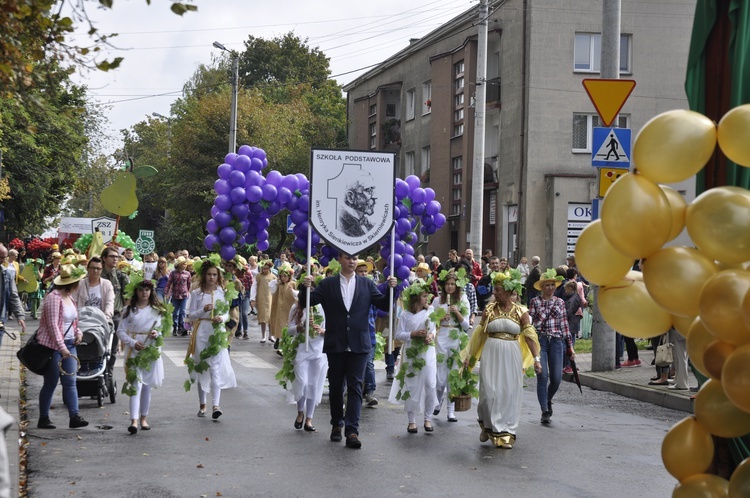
top-left (41, 251), bottom-right (62, 290)
top-left (528, 268), bottom-right (576, 425)
top-left (36, 264), bottom-right (89, 429)
top-left (269, 263), bottom-right (298, 354)
top-left (463, 269), bottom-right (541, 448)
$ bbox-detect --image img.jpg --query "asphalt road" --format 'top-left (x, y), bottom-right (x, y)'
top-left (24, 322), bottom-right (684, 498)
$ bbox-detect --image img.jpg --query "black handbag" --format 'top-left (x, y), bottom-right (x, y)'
top-left (17, 330), bottom-right (56, 375)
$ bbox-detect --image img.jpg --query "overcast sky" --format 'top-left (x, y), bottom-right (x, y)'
top-left (67, 0), bottom-right (476, 151)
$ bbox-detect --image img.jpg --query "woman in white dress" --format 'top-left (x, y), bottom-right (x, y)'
top-left (389, 279), bottom-right (438, 434)
top-left (463, 270), bottom-right (542, 449)
top-left (286, 296), bottom-right (327, 432)
top-left (186, 259), bottom-right (237, 419)
top-left (118, 278), bottom-right (166, 434)
top-left (432, 270), bottom-right (471, 422)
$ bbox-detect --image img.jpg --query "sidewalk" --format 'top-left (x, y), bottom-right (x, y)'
top-left (0, 323), bottom-right (23, 498)
top-left (573, 348), bottom-right (696, 413)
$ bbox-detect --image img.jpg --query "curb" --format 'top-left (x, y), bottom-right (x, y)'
top-left (577, 372), bottom-right (693, 413)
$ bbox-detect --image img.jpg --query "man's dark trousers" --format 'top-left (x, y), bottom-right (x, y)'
top-left (327, 351), bottom-right (368, 437)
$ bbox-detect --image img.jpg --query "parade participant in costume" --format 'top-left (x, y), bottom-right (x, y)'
top-left (389, 278), bottom-right (438, 434)
top-left (528, 268), bottom-right (575, 425)
top-left (222, 257), bottom-right (244, 344)
top-left (250, 260), bottom-right (274, 343)
top-left (432, 268), bottom-right (471, 422)
top-left (463, 269), bottom-right (541, 448)
top-left (282, 274), bottom-right (327, 432)
top-left (41, 251), bottom-right (62, 289)
top-left (165, 257), bottom-right (191, 336)
top-left (36, 265), bottom-right (89, 429)
top-left (269, 263), bottom-right (297, 354)
top-left (185, 256), bottom-right (237, 419)
top-left (247, 256), bottom-right (259, 315)
top-left (118, 276), bottom-right (168, 435)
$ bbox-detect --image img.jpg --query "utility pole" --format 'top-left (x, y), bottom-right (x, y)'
top-left (591, 0), bottom-right (621, 372)
top-left (469, 0), bottom-right (488, 255)
top-left (213, 41), bottom-right (239, 154)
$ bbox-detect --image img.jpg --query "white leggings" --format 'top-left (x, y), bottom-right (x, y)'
top-left (198, 383), bottom-right (221, 407)
top-left (408, 411), bottom-right (433, 424)
top-left (129, 383), bottom-right (152, 418)
top-left (296, 398), bottom-right (316, 419)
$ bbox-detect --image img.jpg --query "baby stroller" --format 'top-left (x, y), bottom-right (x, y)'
top-left (76, 306), bottom-right (117, 407)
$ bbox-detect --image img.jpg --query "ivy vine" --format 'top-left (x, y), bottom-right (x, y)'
top-left (122, 302), bottom-right (174, 397)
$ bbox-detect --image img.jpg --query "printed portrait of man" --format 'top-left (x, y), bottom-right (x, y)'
top-left (338, 173), bottom-right (376, 237)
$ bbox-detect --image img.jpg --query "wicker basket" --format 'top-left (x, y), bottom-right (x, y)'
top-left (452, 394), bottom-right (472, 412)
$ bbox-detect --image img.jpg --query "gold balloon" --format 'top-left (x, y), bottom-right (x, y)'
top-left (729, 457), bottom-right (750, 498)
top-left (673, 474), bottom-right (729, 498)
top-left (660, 185), bottom-right (688, 242)
top-left (633, 109), bottom-right (717, 184)
top-left (721, 345), bottom-right (750, 414)
top-left (643, 247), bottom-right (718, 317)
top-left (687, 318), bottom-right (715, 378)
top-left (703, 340), bottom-right (735, 381)
top-left (574, 219), bottom-right (633, 286)
top-left (662, 416), bottom-right (715, 482)
top-left (694, 379), bottom-right (750, 438)
top-left (717, 104), bottom-right (750, 167)
top-left (600, 278), bottom-right (672, 339)
top-left (743, 289), bottom-right (750, 332)
top-left (686, 187), bottom-right (750, 264)
top-left (698, 270), bottom-right (750, 346)
top-left (601, 173), bottom-right (673, 259)
top-left (673, 314), bottom-right (697, 338)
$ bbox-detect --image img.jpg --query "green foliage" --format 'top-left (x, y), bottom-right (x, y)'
top-left (184, 295), bottom-right (232, 391)
top-left (275, 327), bottom-right (297, 390)
top-left (121, 312), bottom-right (167, 397)
top-left (374, 333), bottom-right (385, 362)
top-left (447, 365), bottom-right (479, 400)
top-left (394, 335), bottom-right (433, 401)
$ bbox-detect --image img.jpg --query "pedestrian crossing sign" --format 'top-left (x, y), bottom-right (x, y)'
top-left (592, 127), bottom-right (631, 168)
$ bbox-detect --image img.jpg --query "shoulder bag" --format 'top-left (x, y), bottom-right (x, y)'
top-left (655, 334), bottom-right (674, 367)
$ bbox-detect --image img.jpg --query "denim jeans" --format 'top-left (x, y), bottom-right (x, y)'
top-left (364, 347), bottom-right (376, 394)
top-left (385, 346), bottom-right (401, 373)
top-left (537, 334), bottom-right (564, 412)
top-left (40, 340), bottom-right (79, 418)
top-left (239, 296), bottom-right (250, 333)
top-left (172, 298), bottom-right (187, 331)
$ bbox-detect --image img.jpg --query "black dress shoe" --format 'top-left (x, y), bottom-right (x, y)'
top-left (37, 417), bottom-right (56, 429)
top-left (433, 408), bottom-right (440, 416)
top-left (273, 338), bottom-right (280, 350)
top-left (294, 417), bottom-right (303, 430)
top-left (69, 415), bottom-right (89, 429)
top-left (304, 424), bottom-right (316, 432)
top-left (345, 434), bottom-right (362, 449)
top-left (407, 424), bottom-right (418, 434)
top-left (330, 426), bottom-right (342, 442)
top-left (128, 425), bottom-right (138, 435)
top-left (424, 423), bottom-right (434, 432)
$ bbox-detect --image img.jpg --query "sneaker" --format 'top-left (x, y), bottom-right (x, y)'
top-left (69, 415), bottom-right (89, 429)
top-left (386, 370), bottom-right (394, 381)
top-left (234, 331), bottom-right (242, 338)
top-left (621, 360), bottom-right (640, 368)
top-left (562, 366), bottom-right (573, 374)
top-left (541, 411), bottom-right (551, 424)
top-left (37, 417), bottom-right (56, 429)
top-left (364, 392), bottom-right (378, 406)
top-left (634, 359), bottom-right (642, 366)
top-left (243, 334), bottom-right (249, 340)
top-left (212, 406), bottom-right (223, 419)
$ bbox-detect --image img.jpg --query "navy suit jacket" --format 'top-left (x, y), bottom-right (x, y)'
top-left (299, 274), bottom-right (391, 354)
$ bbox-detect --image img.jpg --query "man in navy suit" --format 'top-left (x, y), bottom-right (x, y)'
top-left (300, 253), bottom-right (396, 449)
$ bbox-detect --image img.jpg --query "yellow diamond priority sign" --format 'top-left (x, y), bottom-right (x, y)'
top-left (582, 79), bottom-right (636, 127)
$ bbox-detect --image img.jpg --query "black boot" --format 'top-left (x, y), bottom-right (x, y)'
top-left (69, 415), bottom-right (89, 429)
top-left (38, 417), bottom-right (56, 429)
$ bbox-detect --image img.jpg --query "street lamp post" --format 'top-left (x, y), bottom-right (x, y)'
top-left (213, 41), bottom-right (239, 154)
top-left (152, 112), bottom-right (172, 221)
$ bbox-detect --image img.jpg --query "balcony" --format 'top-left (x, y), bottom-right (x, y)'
top-left (382, 119), bottom-right (401, 147)
top-left (486, 77), bottom-right (501, 104)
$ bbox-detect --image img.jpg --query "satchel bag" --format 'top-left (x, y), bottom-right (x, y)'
top-left (16, 330), bottom-right (56, 375)
top-left (655, 334), bottom-right (674, 367)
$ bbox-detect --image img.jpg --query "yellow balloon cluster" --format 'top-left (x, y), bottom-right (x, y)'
top-left (576, 105), bottom-right (750, 495)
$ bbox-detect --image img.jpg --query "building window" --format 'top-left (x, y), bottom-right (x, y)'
top-left (422, 81), bottom-right (432, 115)
top-left (454, 109), bottom-right (464, 122)
top-left (386, 103), bottom-right (396, 117)
top-left (452, 156), bottom-right (462, 215)
top-left (574, 33), bottom-right (632, 74)
top-left (369, 122), bottom-right (377, 149)
top-left (405, 151), bottom-right (415, 176)
top-left (455, 60), bottom-right (465, 75)
top-left (572, 113), bottom-right (629, 153)
top-left (369, 104), bottom-right (377, 116)
top-left (406, 88), bottom-right (415, 121)
top-left (453, 123), bottom-right (464, 137)
top-left (454, 94), bottom-right (464, 107)
top-left (420, 146), bottom-right (430, 178)
top-left (455, 77), bottom-right (465, 90)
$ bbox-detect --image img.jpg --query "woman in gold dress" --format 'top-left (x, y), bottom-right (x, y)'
top-left (463, 270), bottom-right (542, 449)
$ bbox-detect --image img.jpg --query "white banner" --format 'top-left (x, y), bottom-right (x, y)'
top-left (309, 149), bottom-right (395, 255)
top-left (59, 217), bottom-right (95, 234)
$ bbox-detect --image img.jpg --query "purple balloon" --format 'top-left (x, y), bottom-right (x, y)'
top-left (215, 211), bottom-right (232, 228)
top-left (379, 247), bottom-right (389, 259)
top-left (290, 209), bottom-right (306, 225)
top-left (310, 232), bottom-right (321, 246)
top-left (266, 200), bottom-right (281, 215)
top-left (261, 184), bottom-right (277, 201)
top-left (246, 222), bottom-right (258, 235)
top-left (426, 200), bottom-right (441, 216)
top-left (434, 213), bottom-right (447, 228)
top-left (281, 175), bottom-right (300, 192)
top-left (295, 173), bottom-right (309, 191)
top-left (395, 179), bottom-right (410, 200)
top-left (404, 244), bottom-right (414, 256)
top-left (220, 244), bottom-right (236, 261)
top-left (214, 195), bottom-right (232, 211)
top-left (426, 226), bottom-right (437, 235)
top-left (411, 187), bottom-right (426, 204)
top-left (237, 235), bottom-right (246, 246)
top-left (319, 256), bottom-right (330, 267)
top-left (276, 187), bottom-right (292, 205)
top-left (403, 254), bottom-right (416, 269)
top-left (234, 154), bottom-right (252, 172)
top-left (256, 230), bottom-right (269, 242)
top-left (230, 187), bottom-right (246, 204)
top-left (407, 231), bottom-right (418, 244)
top-left (246, 185), bottom-right (263, 203)
top-left (206, 219), bottom-right (218, 234)
top-left (252, 148), bottom-right (267, 161)
top-left (217, 163), bottom-right (232, 180)
top-left (411, 202), bottom-right (426, 216)
top-left (224, 153), bottom-right (238, 166)
top-left (204, 234), bottom-right (219, 252)
top-left (250, 157), bottom-right (264, 172)
top-left (256, 218), bottom-right (270, 229)
top-left (256, 240), bottom-right (270, 252)
top-left (266, 170), bottom-right (283, 187)
top-left (293, 237), bottom-right (306, 250)
top-left (214, 179), bottom-right (231, 196)
top-left (321, 245), bottom-right (333, 257)
top-left (394, 240), bottom-right (406, 254)
top-left (396, 218), bottom-right (411, 235)
top-left (239, 219), bottom-right (250, 233)
top-left (237, 145), bottom-right (253, 157)
top-left (230, 203), bottom-right (249, 219)
top-left (219, 226), bottom-right (237, 244)
top-left (410, 217), bottom-right (418, 229)
top-left (405, 175), bottom-right (421, 191)
top-left (286, 195), bottom-right (299, 211)
top-left (298, 194), bottom-right (309, 213)
top-left (244, 170), bottom-right (262, 188)
top-left (296, 220), bottom-right (308, 233)
top-left (229, 170), bottom-right (246, 188)
top-left (210, 205), bottom-right (220, 218)
top-left (422, 215), bottom-right (434, 228)
top-left (392, 254), bottom-right (403, 269)
top-left (396, 265), bottom-right (411, 280)
top-left (424, 188), bottom-right (436, 203)
top-left (249, 202), bottom-right (264, 214)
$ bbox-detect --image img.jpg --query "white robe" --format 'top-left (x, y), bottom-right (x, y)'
top-left (116, 305), bottom-right (165, 387)
top-left (186, 288), bottom-right (237, 392)
top-left (431, 295), bottom-right (470, 405)
top-left (286, 304), bottom-right (328, 406)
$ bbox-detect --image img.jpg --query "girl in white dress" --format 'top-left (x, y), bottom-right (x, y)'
top-left (118, 278), bottom-right (166, 435)
top-left (186, 259), bottom-right (237, 419)
top-left (389, 279), bottom-right (438, 434)
top-left (286, 299), bottom-right (327, 432)
top-left (432, 270), bottom-right (471, 422)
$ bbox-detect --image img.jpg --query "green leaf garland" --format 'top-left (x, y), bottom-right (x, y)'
top-left (121, 302), bottom-right (173, 397)
top-left (184, 294), bottom-right (232, 392)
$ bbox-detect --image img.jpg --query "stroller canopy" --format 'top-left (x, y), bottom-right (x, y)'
top-left (77, 306), bottom-right (112, 357)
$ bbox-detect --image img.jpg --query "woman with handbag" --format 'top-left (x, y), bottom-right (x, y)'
top-left (36, 264), bottom-right (89, 429)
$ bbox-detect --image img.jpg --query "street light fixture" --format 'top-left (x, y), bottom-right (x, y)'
top-left (213, 40), bottom-right (239, 154)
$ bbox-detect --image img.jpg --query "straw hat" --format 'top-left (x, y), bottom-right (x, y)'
top-left (355, 259), bottom-right (373, 273)
top-left (413, 262), bottom-right (430, 273)
top-left (50, 251), bottom-right (62, 260)
top-left (534, 268), bottom-right (565, 291)
top-left (53, 264), bottom-right (86, 286)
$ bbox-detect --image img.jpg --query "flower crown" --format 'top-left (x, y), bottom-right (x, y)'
top-left (193, 253), bottom-right (223, 277)
top-left (124, 273), bottom-right (157, 300)
top-left (402, 277), bottom-right (433, 305)
top-left (492, 268), bottom-right (523, 295)
top-left (438, 267), bottom-right (468, 288)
